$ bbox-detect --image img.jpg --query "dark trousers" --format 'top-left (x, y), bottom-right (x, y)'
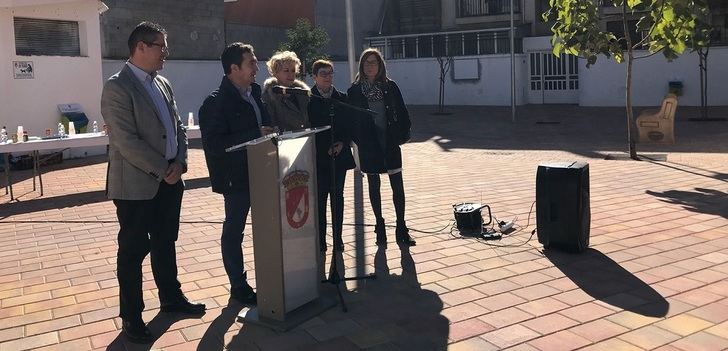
top-left (221, 191), bottom-right (251, 290)
top-left (317, 166), bottom-right (348, 249)
top-left (367, 172), bottom-right (406, 226)
top-left (114, 181), bottom-right (184, 322)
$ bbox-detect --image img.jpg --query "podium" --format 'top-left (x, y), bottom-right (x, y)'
top-left (227, 127), bottom-right (335, 331)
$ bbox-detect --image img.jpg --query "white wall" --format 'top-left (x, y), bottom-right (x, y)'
top-left (380, 55), bottom-right (528, 106)
top-left (103, 60), bottom-right (226, 123)
top-left (579, 47), bottom-right (728, 106)
top-left (1, 0), bottom-right (103, 152)
top-left (104, 54), bottom-right (528, 122)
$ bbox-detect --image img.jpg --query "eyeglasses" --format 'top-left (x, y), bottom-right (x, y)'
top-left (145, 41), bottom-right (169, 53)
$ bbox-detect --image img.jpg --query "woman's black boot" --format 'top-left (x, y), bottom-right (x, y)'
top-left (396, 221), bottom-right (416, 246)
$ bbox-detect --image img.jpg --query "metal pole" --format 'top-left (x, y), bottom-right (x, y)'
top-left (345, 0), bottom-right (356, 82)
top-left (510, 0), bottom-right (516, 122)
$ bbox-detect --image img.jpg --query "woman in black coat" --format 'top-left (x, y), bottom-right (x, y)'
top-left (347, 48), bottom-right (415, 246)
top-left (308, 60), bottom-right (355, 252)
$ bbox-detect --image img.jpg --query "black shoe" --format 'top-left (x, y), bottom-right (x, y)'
top-left (396, 223), bottom-right (416, 246)
top-left (122, 319), bottom-right (153, 344)
top-left (231, 284), bottom-right (257, 305)
top-left (160, 295), bottom-right (206, 314)
top-left (375, 219), bottom-right (387, 245)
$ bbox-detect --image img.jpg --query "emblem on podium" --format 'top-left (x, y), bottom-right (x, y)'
top-left (282, 170), bottom-right (310, 229)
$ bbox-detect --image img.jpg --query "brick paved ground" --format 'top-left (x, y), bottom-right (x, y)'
top-left (1, 105), bottom-right (727, 350)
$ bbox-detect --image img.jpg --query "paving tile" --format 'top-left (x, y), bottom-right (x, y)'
top-left (618, 325), bottom-right (682, 349)
top-left (687, 301), bottom-right (728, 324)
top-left (59, 320), bottom-right (117, 342)
top-left (480, 324), bottom-right (540, 349)
top-left (521, 313), bottom-right (579, 336)
top-left (448, 337), bottom-right (500, 351)
top-left (0, 326), bottom-right (23, 343)
top-left (477, 307), bottom-right (535, 329)
top-left (580, 338), bottom-right (644, 351)
top-left (655, 314), bottom-right (714, 336)
top-left (559, 302), bottom-right (615, 323)
top-left (441, 302), bottom-right (490, 323)
top-left (569, 318), bottom-right (630, 343)
top-left (607, 310), bottom-right (663, 330)
top-left (671, 331), bottom-right (728, 351)
top-left (25, 315), bottom-right (81, 336)
top-left (527, 330), bottom-right (592, 351)
top-left (0, 331), bottom-right (58, 351)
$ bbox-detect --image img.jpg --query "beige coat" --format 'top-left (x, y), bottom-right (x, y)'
top-left (100, 65), bottom-right (188, 200)
top-left (262, 77), bottom-right (311, 132)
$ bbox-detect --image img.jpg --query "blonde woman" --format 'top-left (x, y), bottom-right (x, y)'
top-left (262, 51), bottom-right (310, 132)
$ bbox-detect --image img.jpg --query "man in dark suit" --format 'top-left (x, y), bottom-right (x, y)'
top-left (101, 22), bottom-right (205, 344)
top-left (199, 43), bottom-right (272, 305)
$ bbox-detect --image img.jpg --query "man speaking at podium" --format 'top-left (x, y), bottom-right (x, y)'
top-left (199, 43), bottom-right (273, 305)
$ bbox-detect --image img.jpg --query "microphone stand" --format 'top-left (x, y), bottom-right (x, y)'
top-left (317, 90), bottom-right (375, 312)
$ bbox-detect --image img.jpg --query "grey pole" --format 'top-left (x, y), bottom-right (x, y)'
top-left (510, 0), bottom-right (516, 122)
top-left (345, 0), bottom-right (356, 82)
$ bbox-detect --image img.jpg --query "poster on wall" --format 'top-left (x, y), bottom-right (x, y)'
top-left (13, 61), bottom-right (34, 79)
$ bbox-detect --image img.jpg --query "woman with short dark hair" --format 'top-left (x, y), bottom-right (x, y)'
top-left (308, 60), bottom-right (355, 252)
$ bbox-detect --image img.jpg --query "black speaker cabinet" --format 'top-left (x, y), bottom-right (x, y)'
top-left (536, 162), bottom-right (590, 253)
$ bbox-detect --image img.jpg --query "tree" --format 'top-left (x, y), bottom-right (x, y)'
top-left (545, 0), bottom-right (712, 159)
top-left (435, 56), bottom-right (454, 114)
top-left (278, 18), bottom-right (330, 77)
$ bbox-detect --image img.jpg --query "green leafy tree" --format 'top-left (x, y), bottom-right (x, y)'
top-left (278, 18), bottom-right (330, 77)
top-left (545, 0), bottom-right (711, 159)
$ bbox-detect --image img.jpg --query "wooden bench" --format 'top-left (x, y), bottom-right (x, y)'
top-left (636, 94), bottom-right (678, 144)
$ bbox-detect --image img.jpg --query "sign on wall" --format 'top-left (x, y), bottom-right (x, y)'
top-left (13, 61), bottom-right (34, 79)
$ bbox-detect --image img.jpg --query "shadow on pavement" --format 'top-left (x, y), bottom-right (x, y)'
top-left (545, 248), bottom-right (669, 318)
top-left (185, 177), bottom-right (211, 190)
top-left (105, 312), bottom-right (207, 351)
top-left (409, 105), bottom-right (728, 157)
top-left (0, 176), bottom-right (212, 219)
top-left (0, 189), bottom-right (107, 219)
top-left (646, 187), bottom-right (728, 219)
top-left (197, 300), bottom-right (247, 351)
top-left (220, 246), bottom-right (449, 350)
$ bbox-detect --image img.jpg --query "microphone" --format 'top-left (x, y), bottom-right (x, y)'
top-left (271, 85), bottom-right (311, 96)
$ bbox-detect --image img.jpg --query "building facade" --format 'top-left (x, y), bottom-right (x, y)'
top-left (1, 0), bottom-right (105, 155)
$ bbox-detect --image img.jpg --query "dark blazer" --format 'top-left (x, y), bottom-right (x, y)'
top-left (101, 64), bottom-right (188, 200)
top-left (199, 76), bottom-right (270, 194)
top-left (347, 79), bottom-right (411, 174)
top-left (308, 85), bottom-right (356, 172)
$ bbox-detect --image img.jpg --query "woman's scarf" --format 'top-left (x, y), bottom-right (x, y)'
top-left (361, 80), bottom-right (384, 102)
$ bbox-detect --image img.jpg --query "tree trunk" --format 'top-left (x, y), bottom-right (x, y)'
top-left (437, 57), bottom-right (445, 113)
top-left (623, 2), bottom-right (638, 159)
top-left (699, 46), bottom-right (710, 119)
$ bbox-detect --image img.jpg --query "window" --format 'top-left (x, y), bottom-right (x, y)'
top-left (458, 0), bottom-right (520, 17)
top-left (418, 36), bottom-right (433, 57)
top-left (14, 17), bottom-right (81, 56)
top-left (464, 33), bottom-right (478, 55)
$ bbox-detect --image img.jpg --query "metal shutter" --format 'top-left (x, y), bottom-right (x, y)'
top-left (14, 17), bottom-right (81, 57)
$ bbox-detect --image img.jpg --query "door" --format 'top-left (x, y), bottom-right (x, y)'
top-left (528, 51), bottom-right (579, 104)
